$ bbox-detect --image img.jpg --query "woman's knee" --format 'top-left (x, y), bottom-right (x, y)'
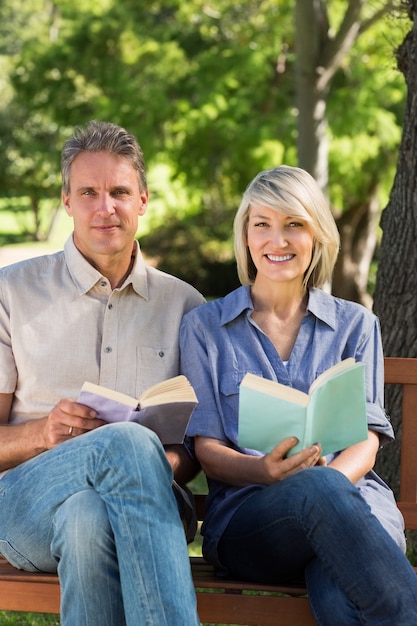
top-left (266, 466), bottom-right (360, 520)
top-left (277, 466), bottom-right (353, 500)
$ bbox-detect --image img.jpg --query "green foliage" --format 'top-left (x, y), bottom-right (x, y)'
top-left (327, 8), bottom-right (406, 215)
top-left (140, 210), bottom-right (240, 298)
top-left (0, 0), bottom-right (408, 290)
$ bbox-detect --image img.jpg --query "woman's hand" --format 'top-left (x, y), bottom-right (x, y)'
top-left (195, 435), bottom-right (323, 487)
top-left (260, 437), bottom-right (323, 484)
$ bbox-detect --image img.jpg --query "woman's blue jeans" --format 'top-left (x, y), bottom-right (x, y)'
top-left (0, 422), bottom-right (199, 626)
top-left (218, 466), bottom-right (417, 626)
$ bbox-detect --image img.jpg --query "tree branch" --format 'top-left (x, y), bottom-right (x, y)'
top-left (317, 0), bottom-right (363, 91)
top-left (317, 0), bottom-right (393, 91)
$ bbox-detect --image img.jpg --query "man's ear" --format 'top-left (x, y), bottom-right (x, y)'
top-left (138, 190), bottom-right (149, 216)
top-left (62, 190), bottom-right (72, 217)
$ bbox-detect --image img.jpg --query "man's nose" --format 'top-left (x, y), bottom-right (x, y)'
top-left (96, 194), bottom-right (116, 215)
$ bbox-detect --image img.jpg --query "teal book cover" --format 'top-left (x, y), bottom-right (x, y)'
top-left (238, 359), bottom-right (368, 456)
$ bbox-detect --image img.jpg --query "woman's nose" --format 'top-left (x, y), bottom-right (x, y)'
top-left (270, 227), bottom-right (287, 247)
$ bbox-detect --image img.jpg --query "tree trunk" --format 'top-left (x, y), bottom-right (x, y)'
top-left (295, 0), bottom-right (330, 192)
top-left (332, 184), bottom-right (379, 309)
top-left (373, 2), bottom-right (417, 497)
top-left (295, 0), bottom-right (381, 304)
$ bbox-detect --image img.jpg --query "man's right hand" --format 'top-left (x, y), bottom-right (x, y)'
top-left (43, 398), bottom-right (107, 449)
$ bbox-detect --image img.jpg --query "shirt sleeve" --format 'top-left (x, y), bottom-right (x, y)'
top-left (180, 309), bottom-right (228, 443)
top-left (355, 315), bottom-right (394, 446)
top-left (0, 276), bottom-right (18, 393)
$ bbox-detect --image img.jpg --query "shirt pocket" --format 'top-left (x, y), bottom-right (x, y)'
top-left (219, 370), bottom-right (264, 445)
top-left (136, 346), bottom-right (180, 397)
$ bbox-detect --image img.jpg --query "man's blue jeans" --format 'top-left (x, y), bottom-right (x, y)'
top-left (0, 422), bottom-right (200, 626)
top-left (218, 466), bottom-right (417, 625)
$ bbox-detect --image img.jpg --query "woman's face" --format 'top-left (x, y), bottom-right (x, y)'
top-left (246, 204), bottom-right (314, 287)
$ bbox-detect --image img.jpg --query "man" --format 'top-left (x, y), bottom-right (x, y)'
top-left (0, 121), bottom-right (204, 625)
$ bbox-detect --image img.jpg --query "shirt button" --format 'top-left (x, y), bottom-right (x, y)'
top-left (104, 346), bottom-right (112, 353)
top-left (108, 304), bottom-right (113, 310)
top-left (158, 351), bottom-right (164, 358)
top-left (100, 281), bottom-right (107, 287)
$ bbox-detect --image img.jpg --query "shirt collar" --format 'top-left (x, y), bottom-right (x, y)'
top-left (220, 285), bottom-right (254, 325)
top-left (64, 235), bottom-right (150, 299)
top-left (220, 284), bottom-right (337, 330)
top-left (306, 288), bottom-right (337, 330)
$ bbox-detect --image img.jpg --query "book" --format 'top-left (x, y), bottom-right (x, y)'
top-left (78, 375), bottom-right (198, 445)
top-left (238, 358), bottom-right (368, 457)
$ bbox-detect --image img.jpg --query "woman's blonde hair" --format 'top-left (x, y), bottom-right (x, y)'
top-left (233, 166), bottom-right (340, 288)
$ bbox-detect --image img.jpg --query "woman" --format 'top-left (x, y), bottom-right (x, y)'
top-left (180, 166), bottom-right (417, 625)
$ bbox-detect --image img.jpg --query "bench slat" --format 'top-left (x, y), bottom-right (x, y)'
top-left (196, 592), bottom-right (315, 626)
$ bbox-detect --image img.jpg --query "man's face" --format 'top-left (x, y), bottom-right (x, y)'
top-left (62, 150), bottom-right (148, 265)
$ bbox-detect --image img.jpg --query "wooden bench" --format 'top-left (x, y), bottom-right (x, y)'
top-left (1, 357), bottom-right (417, 625)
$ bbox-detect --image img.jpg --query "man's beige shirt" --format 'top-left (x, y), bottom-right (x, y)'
top-left (0, 235), bottom-right (204, 424)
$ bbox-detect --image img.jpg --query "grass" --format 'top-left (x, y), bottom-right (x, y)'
top-left (0, 614), bottom-right (60, 625)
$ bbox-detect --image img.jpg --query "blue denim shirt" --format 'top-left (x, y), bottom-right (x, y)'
top-left (180, 286), bottom-right (405, 571)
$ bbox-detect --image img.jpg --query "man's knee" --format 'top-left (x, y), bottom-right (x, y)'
top-left (53, 490), bottom-right (113, 561)
top-left (92, 422), bottom-right (165, 461)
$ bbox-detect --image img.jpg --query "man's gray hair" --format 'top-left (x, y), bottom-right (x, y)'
top-left (61, 120), bottom-right (147, 194)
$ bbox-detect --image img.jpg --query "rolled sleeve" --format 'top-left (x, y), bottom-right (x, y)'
top-left (366, 402), bottom-right (394, 446)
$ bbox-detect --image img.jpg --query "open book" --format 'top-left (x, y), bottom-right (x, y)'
top-left (78, 375), bottom-right (198, 445)
top-left (238, 358), bottom-right (368, 456)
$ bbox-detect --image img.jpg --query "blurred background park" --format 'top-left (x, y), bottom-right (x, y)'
top-left (0, 0), bottom-right (410, 304)
top-left (1, 1), bottom-right (417, 623)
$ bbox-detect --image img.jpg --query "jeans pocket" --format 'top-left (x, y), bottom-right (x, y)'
top-left (0, 539), bottom-right (40, 572)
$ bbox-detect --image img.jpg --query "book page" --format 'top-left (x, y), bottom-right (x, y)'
top-left (308, 358), bottom-right (356, 395)
top-left (80, 381), bottom-right (138, 408)
top-left (139, 375), bottom-right (197, 407)
top-left (241, 373), bottom-right (309, 407)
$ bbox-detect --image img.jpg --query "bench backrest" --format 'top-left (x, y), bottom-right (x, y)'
top-left (385, 357), bottom-right (417, 529)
